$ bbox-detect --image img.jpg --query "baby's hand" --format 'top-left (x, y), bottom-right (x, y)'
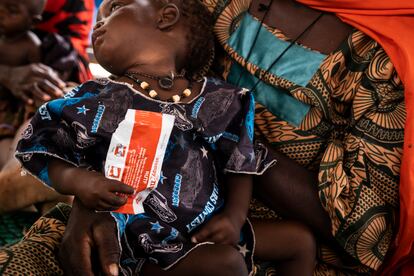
top-left (74, 172), bottom-right (135, 211)
top-left (191, 210), bottom-right (243, 246)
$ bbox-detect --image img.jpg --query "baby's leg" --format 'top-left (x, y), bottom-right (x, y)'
top-left (140, 243), bottom-right (248, 276)
top-left (253, 220), bottom-right (316, 276)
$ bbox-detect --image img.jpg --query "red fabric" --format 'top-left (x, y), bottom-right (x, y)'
top-left (37, 0), bottom-right (94, 58)
top-left (36, 0), bottom-right (94, 82)
top-left (296, 1), bottom-right (414, 274)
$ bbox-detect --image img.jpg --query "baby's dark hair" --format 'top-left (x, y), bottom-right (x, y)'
top-left (178, 0), bottom-right (215, 79)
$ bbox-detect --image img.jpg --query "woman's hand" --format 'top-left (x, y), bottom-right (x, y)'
top-left (191, 209), bottom-right (244, 246)
top-left (59, 198), bottom-right (121, 276)
top-left (1, 64), bottom-right (65, 105)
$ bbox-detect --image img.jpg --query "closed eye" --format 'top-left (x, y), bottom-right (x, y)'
top-left (110, 2), bottom-right (123, 13)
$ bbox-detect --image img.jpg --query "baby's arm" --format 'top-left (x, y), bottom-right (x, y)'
top-left (192, 174), bottom-right (252, 245)
top-left (48, 158), bottom-right (134, 211)
top-left (223, 174), bottom-right (252, 228)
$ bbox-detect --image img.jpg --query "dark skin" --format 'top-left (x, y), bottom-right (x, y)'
top-left (249, 0), bottom-right (354, 55)
top-left (0, 61), bottom-right (65, 175)
top-left (0, 121), bottom-right (71, 214)
top-left (0, 0), bottom-right (41, 66)
top-left (0, 30), bottom-right (41, 67)
top-left (92, 0), bottom-right (202, 100)
top-left (49, 159), bottom-right (135, 211)
top-left (0, 63), bottom-right (65, 105)
top-left (57, 0), bottom-right (337, 275)
top-left (0, 0), bottom-right (66, 211)
top-left (0, 0), bottom-right (65, 105)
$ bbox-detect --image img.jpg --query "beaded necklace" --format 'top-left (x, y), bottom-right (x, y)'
top-left (124, 72), bottom-right (192, 103)
top-left (127, 71), bottom-right (187, 90)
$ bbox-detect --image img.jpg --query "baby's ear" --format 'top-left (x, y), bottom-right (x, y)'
top-left (32, 15), bottom-right (43, 25)
top-left (157, 3), bottom-right (180, 30)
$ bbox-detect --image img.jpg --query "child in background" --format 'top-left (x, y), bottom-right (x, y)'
top-left (0, 0), bottom-right (45, 124)
top-left (16, 0), bottom-right (316, 275)
top-left (0, 0), bottom-right (44, 68)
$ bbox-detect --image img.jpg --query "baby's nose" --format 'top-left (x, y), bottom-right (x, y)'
top-left (93, 21), bottom-right (104, 31)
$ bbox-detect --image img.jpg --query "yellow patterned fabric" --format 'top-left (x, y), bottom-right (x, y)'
top-left (201, 0), bottom-right (404, 273)
top-left (0, 204), bottom-right (69, 276)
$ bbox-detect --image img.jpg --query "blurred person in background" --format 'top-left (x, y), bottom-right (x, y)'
top-left (0, 0), bottom-right (94, 213)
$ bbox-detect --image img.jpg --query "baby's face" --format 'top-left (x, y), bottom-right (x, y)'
top-left (92, 0), bottom-right (166, 75)
top-left (0, 0), bottom-right (32, 38)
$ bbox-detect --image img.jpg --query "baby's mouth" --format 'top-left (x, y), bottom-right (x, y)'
top-left (92, 29), bottom-right (106, 45)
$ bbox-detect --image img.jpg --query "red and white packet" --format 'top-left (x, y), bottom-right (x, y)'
top-left (104, 109), bottom-right (175, 214)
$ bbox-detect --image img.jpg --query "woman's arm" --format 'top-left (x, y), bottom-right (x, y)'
top-left (59, 198), bottom-right (121, 276)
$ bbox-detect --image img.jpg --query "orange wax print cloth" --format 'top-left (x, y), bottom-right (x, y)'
top-left (296, 1), bottom-right (414, 274)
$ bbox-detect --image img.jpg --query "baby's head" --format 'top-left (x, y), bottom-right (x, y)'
top-left (93, 0), bottom-right (214, 79)
top-left (0, 0), bottom-right (46, 38)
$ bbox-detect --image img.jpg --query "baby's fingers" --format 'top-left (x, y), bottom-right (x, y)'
top-left (191, 228), bottom-right (211, 244)
top-left (102, 192), bottom-right (128, 207)
top-left (191, 221), bottom-right (220, 243)
top-left (210, 231), bottom-right (238, 246)
top-left (197, 225), bottom-right (234, 245)
top-left (108, 181), bottom-right (135, 195)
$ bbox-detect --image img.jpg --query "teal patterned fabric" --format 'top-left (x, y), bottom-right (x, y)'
top-left (0, 212), bottom-right (39, 247)
top-left (226, 13), bottom-right (327, 126)
top-left (228, 62), bottom-right (311, 127)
